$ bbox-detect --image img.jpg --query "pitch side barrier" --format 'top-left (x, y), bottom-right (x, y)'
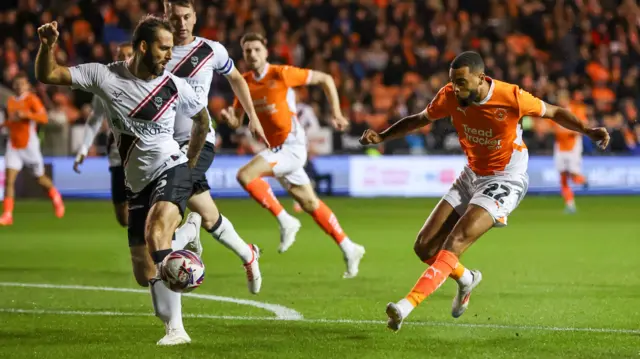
top-left (2, 155), bottom-right (638, 200)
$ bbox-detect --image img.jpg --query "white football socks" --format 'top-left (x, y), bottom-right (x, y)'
top-left (276, 210), bottom-right (297, 227)
top-left (208, 215), bottom-right (253, 263)
top-left (172, 222), bottom-right (197, 251)
top-left (339, 237), bottom-right (356, 254)
top-left (456, 268), bottom-right (474, 288)
top-left (150, 273), bottom-right (184, 331)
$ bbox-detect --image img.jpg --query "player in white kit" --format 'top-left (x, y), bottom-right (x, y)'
top-left (74, 42), bottom-right (134, 227)
top-left (72, 43), bottom-right (206, 294)
top-left (163, 0), bottom-right (267, 295)
top-left (36, 16), bottom-right (209, 345)
top-left (292, 96), bottom-right (321, 213)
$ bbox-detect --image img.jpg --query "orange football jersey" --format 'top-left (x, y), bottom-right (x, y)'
top-left (426, 79), bottom-right (545, 176)
top-left (233, 64), bottom-right (311, 147)
top-left (6, 92), bottom-right (48, 149)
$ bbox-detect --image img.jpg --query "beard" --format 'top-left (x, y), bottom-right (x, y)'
top-left (143, 50), bottom-right (164, 76)
top-left (456, 89), bottom-right (480, 107)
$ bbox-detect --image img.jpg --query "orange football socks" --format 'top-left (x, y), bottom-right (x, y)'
top-left (48, 187), bottom-right (65, 218)
top-left (572, 174), bottom-right (586, 185)
top-left (560, 173), bottom-right (575, 206)
top-left (311, 200), bottom-right (346, 244)
top-left (244, 178), bottom-right (284, 216)
top-left (3, 197), bottom-right (14, 215)
top-left (424, 255), bottom-right (468, 282)
top-left (406, 250), bottom-right (459, 307)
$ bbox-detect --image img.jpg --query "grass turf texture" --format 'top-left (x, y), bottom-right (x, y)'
top-left (0, 197), bottom-right (638, 359)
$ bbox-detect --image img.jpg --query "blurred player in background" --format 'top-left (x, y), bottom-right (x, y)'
top-left (74, 42), bottom-right (134, 226)
top-left (292, 90), bottom-right (321, 213)
top-left (551, 90), bottom-right (589, 213)
top-left (0, 72), bottom-right (64, 226)
top-left (221, 32), bottom-right (366, 279)
top-left (360, 51), bottom-right (610, 331)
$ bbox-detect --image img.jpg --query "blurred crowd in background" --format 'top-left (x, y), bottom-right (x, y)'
top-left (0, 0), bottom-right (639, 157)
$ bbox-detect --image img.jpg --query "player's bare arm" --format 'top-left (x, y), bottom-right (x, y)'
top-left (74, 110), bottom-right (105, 173)
top-left (35, 22), bottom-right (72, 86)
top-left (186, 107), bottom-right (210, 168)
top-left (359, 110), bottom-right (432, 145)
top-left (220, 106), bottom-right (245, 130)
top-left (224, 67), bottom-right (270, 147)
top-left (542, 103), bottom-right (610, 149)
top-left (307, 70), bottom-right (349, 131)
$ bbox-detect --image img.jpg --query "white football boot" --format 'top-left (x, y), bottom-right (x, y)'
top-left (183, 212), bottom-right (203, 256)
top-left (157, 325), bottom-right (191, 346)
top-left (278, 217), bottom-right (301, 253)
top-left (385, 302), bottom-right (406, 332)
top-left (244, 244), bottom-right (262, 294)
top-left (451, 269), bottom-right (483, 318)
top-left (343, 244), bottom-right (366, 279)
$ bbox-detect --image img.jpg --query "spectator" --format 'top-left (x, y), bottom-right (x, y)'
top-left (0, 0), bottom-right (638, 156)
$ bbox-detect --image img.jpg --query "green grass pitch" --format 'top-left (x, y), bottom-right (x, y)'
top-left (0, 196), bottom-right (638, 359)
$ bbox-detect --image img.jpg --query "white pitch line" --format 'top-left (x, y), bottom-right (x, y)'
top-left (1, 308), bottom-right (639, 335)
top-left (0, 282), bottom-right (302, 320)
top-left (1, 282), bottom-right (638, 335)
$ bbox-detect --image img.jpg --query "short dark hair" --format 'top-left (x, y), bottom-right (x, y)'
top-left (117, 42), bottom-right (132, 49)
top-left (132, 15), bottom-right (173, 49)
top-left (13, 72), bottom-right (28, 83)
top-left (13, 71), bottom-right (29, 80)
top-left (450, 51), bottom-right (485, 73)
top-left (164, 0), bottom-right (195, 9)
top-left (240, 32), bottom-right (267, 47)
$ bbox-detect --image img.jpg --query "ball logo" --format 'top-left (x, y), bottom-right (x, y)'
top-left (161, 250), bottom-right (205, 293)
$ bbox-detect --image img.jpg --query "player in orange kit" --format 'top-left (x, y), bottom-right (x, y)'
top-left (220, 32), bottom-right (366, 278)
top-left (359, 52), bottom-right (610, 331)
top-left (551, 90), bottom-right (589, 213)
top-left (1, 73), bottom-right (65, 225)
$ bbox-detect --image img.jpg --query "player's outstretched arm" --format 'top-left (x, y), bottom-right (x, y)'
top-left (186, 107), bottom-right (210, 168)
top-left (225, 67), bottom-right (270, 147)
top-left (308, 71), bottom-right (349, 131)
top-left (543, 103), bottom-right (610, 149)
top-left (359, 111), bottom-right (432, 146)
top-left (35, 22), bottom-right (72, 86)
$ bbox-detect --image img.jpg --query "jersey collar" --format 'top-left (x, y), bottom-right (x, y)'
top-left (174, 36), bottom-right (199, 49)
top-left (474, 77), bottom-right (495, 105)
top-left (253, 63), bottom-right (270, 82)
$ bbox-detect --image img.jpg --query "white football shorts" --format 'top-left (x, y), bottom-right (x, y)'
top-left (554, 150), bottom-right (582, 175)
top-left (4, 141), bottom-right (45, 177)
top-left (258, 142), bottom-right (310, 187)
top-left (443, 166), bottom-right (529, 227)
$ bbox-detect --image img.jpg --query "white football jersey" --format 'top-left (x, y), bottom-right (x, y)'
top-left (69, 61), bottom-right (204, 193)
top-left (84, 96), bottom-right (121, 167)
top-left (168, 37), bottom-right (234, 144)
top-left (296, 103), bottom-right (320, 137)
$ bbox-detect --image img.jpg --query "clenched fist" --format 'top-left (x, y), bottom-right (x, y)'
top-left (586, 127), bottom-right (610, 150)
top-left (359, 129), bottom-right (383, 146)
top-left (331, 114), bottom-right (349, 132)
top-left (37, 21), bottom-right (60, 47)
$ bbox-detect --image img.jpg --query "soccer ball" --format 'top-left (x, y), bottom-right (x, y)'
top-left (160, 250), bottom-right (205, 293)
